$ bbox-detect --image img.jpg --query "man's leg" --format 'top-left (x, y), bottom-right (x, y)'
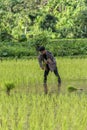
top-left (44, 68), bottom-right (49, 94)
top-left (54, 67), bottom-right (61, 92)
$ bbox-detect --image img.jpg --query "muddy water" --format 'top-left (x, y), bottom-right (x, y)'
top-left (47, 79), bottom-right (87, 94)
top-left (3, 79), bottom-right (87, 95)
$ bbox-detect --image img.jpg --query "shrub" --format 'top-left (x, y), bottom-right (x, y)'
top-left (0, 39), bottom-right (87, 58)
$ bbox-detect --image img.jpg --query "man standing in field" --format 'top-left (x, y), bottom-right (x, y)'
top-left (38, 46), bottom-right (61, 94)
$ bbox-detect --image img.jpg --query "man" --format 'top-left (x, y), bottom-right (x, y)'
top-left (38, 46), bottom-right (61, 94)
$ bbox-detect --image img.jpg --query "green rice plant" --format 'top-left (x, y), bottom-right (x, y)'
top-left (68, 86), bottom-right (83, 93)
top-left (5, 82), bottom-right (15, 95)
top-left (68, 86), bottom-right (77, 92)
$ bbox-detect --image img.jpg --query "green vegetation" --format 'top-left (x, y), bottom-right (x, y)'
top-left (0, 93), bottom-right (87, 130)
top-left (68, 86), bottom-right (78, 92)
top-left (0, 0), bottom-right (87, 41)
top-left (0, 39), bottom-right (87, 58)
top-left (0, 0), bottom-right (87, 129)
top-left (5, 82), bottom-right (15, 95)
top-left (0, 0), bottom-right (87, 58)
top-left (0, 58), bottom-right (87, 129)
top-left (0, 58), bottom-right (87, 91)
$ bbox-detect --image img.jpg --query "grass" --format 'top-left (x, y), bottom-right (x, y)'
top-left (0, 58), bottom-right (87, 89)
top-left (0, 93), bottom-right (87, 130)
top-left (0, 58), bottom-right (87, 130)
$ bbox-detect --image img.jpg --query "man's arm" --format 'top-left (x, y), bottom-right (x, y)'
top-left (38, 55), bottom-right (44, 69)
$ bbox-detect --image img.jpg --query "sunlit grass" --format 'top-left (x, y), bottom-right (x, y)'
top-left (0, 58), bottom-right (87, 130)
top-left (0, 58), bottom-right (87, 90)
top-left (0, 93), bottom-right (87, 130)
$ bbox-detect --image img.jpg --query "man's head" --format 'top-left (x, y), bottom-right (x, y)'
top-left (38, 46), bottom-right (46, 55)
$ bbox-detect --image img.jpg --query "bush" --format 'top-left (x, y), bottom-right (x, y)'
top-left (18, 34), bottom-right (27, 42)
top-left (0, 31), bottom-right (12, 42)
top-left (46, 39), bottom-right (87, 56)
top-left (31, 31), bottom-right (50, 51)
top-left (0, 39), bottom-right (87, 58)
top-left (40, 14), bottom-right (57, 32)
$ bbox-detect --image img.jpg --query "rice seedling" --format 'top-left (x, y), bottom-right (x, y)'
top-left (5, 82), bottom-right (15, 95)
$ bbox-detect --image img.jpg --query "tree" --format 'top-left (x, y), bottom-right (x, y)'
top-left (40, 14), bottom-right (57, 32)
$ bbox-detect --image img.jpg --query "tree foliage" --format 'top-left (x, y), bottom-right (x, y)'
top-left (0, 0), bottom-right (87, 41)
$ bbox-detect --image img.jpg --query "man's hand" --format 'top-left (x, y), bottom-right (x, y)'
top-left (44, 58), bottom-right (52, 64)
top-left (41, 66), bottom-right (44, 70)
top-left (47, 58), bottom-right (52, 63)
top-left (44, 59), bottom-right (48, 64)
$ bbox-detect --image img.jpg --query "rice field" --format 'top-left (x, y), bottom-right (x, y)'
top-left (0, 58), bottom-right (87, 130)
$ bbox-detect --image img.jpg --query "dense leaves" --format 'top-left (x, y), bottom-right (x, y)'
top-left (0, 0), bottom-right (87, 40)
top-left (0, 39), bottom-right (87, 58)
